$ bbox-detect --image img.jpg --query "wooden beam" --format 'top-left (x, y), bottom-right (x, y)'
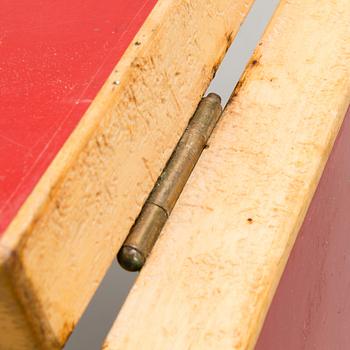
top-left (0, 0), bottom-right (255, 348)
top-left (104, 0), bottom-right (350, 349)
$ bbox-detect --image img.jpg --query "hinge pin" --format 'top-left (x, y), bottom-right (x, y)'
top-left (117, 93), bottom-right (223, 271)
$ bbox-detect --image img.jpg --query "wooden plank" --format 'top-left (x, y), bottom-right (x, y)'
top-left (255, 107), bottom-right (350, 349)
top-left (103, 1), bottom-right (350, 349)
top-left (0, 0), bottom-right (255, 349)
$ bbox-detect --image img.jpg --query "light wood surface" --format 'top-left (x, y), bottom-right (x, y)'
top-left (0, 0), bottom-right (255, 348)
top-left (104, 1), bottom-right (350, 349)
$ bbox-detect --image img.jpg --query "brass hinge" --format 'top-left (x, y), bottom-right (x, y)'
top-left (117, 93), bottom-right (223, 271)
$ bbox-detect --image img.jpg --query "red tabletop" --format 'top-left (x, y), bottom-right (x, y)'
top-left (0, 0), bottom-right (157, 234)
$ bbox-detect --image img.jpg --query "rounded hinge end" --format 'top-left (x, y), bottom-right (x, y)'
top-left (117, 246), bottom-right (145, 272)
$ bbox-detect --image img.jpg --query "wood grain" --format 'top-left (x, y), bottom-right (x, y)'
top-left (0, 0), bottom-right (255, 348)
top-left (104, 0), bottom-right (350, 349)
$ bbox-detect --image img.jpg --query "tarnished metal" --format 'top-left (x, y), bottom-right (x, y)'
top-left (117, 93), bottom-right (222, 271)
top-left (117, 204), bottom-right (167, 271)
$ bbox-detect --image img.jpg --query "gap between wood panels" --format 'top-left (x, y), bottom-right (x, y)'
top-left (64, 1), bottom-right (279, 348)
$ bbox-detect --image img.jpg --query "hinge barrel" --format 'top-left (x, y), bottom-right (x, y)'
top-left (117, 93), bottom-right (222, 271)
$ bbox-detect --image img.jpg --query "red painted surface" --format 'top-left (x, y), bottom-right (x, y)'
top-left (0, 0), bottom-right (157, 235)
top-left (256, 107), bottom-right (350, 350)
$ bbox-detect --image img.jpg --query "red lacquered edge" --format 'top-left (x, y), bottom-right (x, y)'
top-left (256, 106), bottom-right (350, 349)
top-left (0, 0), bottom-right (157, 235)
